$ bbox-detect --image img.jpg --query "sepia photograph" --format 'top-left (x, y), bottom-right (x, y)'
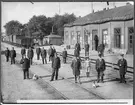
top-left (1, 1), bottom-right (134, 105)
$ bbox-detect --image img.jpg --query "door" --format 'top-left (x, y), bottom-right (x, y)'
top-left (128, 27), bottom-right (134, 54)
top-left (92, 30), bottom-right (98, 50)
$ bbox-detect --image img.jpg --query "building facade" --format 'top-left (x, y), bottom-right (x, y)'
top-left (64, 4), bottom-right (134, 54)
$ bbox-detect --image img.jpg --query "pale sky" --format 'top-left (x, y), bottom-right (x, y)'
top-left (1, 1), bottom-right (134, 33)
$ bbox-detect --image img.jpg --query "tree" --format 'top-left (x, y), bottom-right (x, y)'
top-left (52, 13), bottom-right (77, 38)
top-left (4, 20), bottom-right (23, 36)
top-left (28, 15), bottom-right (53, 38)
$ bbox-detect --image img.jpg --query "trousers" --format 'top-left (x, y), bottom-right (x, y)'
top-left (51, 68), bottom-right (59, 81)
top-left (23, 69), bottom-right (29, 79)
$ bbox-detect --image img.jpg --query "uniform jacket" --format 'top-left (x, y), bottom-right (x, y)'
top-left (62, 51), bottom-right (67, 58)
top-left (98, 44), bottom-right (105, 52)
top-left (117, 58), bottom-right (127, 75)
top-left (10, 50), bottom-right (16, 58)
top-left (75, 43), bottom-right (81, 51)
top-left (41, 49), bottom-right (47, 58)
top-left (21, 48), bottom-right (26, 55)
top-left (85, 44), bottom-right (89, 51)
top-left (52, 57), bottom-right (61, 69)
top-left (36, 47), bottom-right (41, 54)
top-left (20, 58), bottom-right (30, 70)
top-left (74, 49), bottom-right (79, 57)
top-left (48, 48), bottom-right (54, 56)
top-left (53, 48), bottom-right (56, 54)
top-left (95, 58), bottom-right (106, 72)
top-left (94, 35), bottom-right (99, 41)
top-left (5, 49), bottom-right (10, 57)
top-left (27, 49), bottom-right (34, 59)
top-left (71, 58), bottom-right (81, 76)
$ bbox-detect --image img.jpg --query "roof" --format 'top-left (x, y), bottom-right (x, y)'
top-left (32, 32), bottom-right (41, 35)
top-left (45, 34), bottom-right (61, 38)
top-left (64, 4), bottom-right (134, 27)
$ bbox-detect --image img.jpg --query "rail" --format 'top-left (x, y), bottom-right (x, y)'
top-left (57, 52), bottom-right (133, 74)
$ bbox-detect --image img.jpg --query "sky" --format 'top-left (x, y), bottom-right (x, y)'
top-left (1, 1), bottom-right (134, 33)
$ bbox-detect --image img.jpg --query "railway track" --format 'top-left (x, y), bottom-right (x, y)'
top-left (1, 42), bottom-right (133, 100)
top-left (57, 52), bottom-right (134, 74)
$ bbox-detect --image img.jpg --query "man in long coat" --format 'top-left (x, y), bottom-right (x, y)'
top-left (5, 47), bottom-right (10, 62)
top-left (95, 54), bottom-right (106, 83)
top-left (117, 54), bottom-right (127, 83)
top-left (21, 47), bottom-right (26, 59)
top-left (48, 45), bottom-right (54, 62)
top-left (50, 53), bottom-right (61, 81)
top-left (75, 42), bottom-right (81, 56)
top-left (94, 35), bottom-right (99, 51)
top-left (74, 48), bottom-right (80, 57)
top-left (71, 56), bottom-right (82, 83)
top-left (85, 42), bottom-right (89, 57)
top-left (20, 55), bottom-right (30, 79)
top-left (98, 42), bottom-right (105, 57)
top-left (41, 47), bottom-right (47, 64)
top-left (36, 47), bottom-right (41, 60)
top-left (62, 48), bottom-right (67, 64)
top-left (10, 47), bottom-right (16, 65)
top-left (27, 47), bottom-right (34, 65)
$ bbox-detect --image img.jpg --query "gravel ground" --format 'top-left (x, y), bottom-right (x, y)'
top-left (1, 54), bottom-right (63, 103)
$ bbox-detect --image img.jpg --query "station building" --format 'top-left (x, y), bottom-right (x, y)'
top-left (64, 4), bottom-right (134, 54)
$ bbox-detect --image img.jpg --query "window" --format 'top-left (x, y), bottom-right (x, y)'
top-left (128, 27), bottom-right (134, 50)
top-left (84, 29), bottom-right (88, 43)
top-left (102, 29), bottom-right (108, 48)
top-left (65, 31), bottom-right (69, 44)
top-left (114, 28), bottom-right (121, 48)
top-left (76, 31), bottom-right (80, 43)
top-left (71, 31), bottom-right (74, 45)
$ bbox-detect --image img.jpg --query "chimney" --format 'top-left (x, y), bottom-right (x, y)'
top-left (113, 2), bottom-right (116, 8)
top-left (91, 2), bottom-right (94, 13)
top-left (126, 2), bottom-right (132, 5)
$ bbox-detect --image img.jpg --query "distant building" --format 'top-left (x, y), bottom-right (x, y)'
top-left (44, 33), bottom-right (63, 45)
top-left (64, 4), bottom-right (134, 54)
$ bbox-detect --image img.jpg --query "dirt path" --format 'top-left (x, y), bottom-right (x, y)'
top-left (1, 54), bottom-right (63, 103)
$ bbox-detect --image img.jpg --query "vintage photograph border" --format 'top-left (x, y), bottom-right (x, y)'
top-left (0, 0), bottom-right (134, 105)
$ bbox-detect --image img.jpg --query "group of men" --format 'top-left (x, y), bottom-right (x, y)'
top-left (5, 47), bottom-right (16, 64)
top-left (4, 41), bottom-right (128, 84)
top-left (72, 41), bottom-right (127, 84)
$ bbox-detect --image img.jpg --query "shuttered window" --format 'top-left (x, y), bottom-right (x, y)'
top-left (114, 28), bottom-right (121, 48)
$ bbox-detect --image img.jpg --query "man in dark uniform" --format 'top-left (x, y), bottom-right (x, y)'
top-left (50, 53), bottom-right (61, 81)
top-left (62, 48), bottom-right (67, 64)
top-left (36, 47), bottom-right (41, 60)
top-left (85, 42), bottom-right (89, 56)
top-left (5, 47), bottom-right (10, 62)
top-left (10, 47), bottom-right (16, 65)
top-left (95, 54), bottom-right (106, 83)
top-left (71, 56), bottom-right (82, 84)
top-left (48, 45), bottom-right (54, 62)
top-left (21, 47), bottom-right (26, 59)
top-left (20, 55), bottom-right (30, 79)
top-left (74, 47), bottom-right (80, 58)
top-left (27, 47), bottom-right (34, 65)
top-left (41, 47), bottom-right (47, 64)
top-left (98, 42), bottom-right (105, 57)
top-left (117, 54), bottom-right (127, 83)
top-left (75, 42), bottom-right (81, 55)
top-left (94, 35), bottom-right (99, 51)
top-left (53, 46), bottom-right (56, 54)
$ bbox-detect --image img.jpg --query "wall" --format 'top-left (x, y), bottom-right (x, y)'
top-left (64, 19), bottom-right (134, 54)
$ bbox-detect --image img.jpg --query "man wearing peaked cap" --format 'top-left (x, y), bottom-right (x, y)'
top-left (117, 54), bottom-right (127, 83)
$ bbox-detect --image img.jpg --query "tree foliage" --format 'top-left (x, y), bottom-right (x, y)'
top-left (4, 20), bottom-right (23, 36)
top-left (4, 13), bottom-right (77, 39)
